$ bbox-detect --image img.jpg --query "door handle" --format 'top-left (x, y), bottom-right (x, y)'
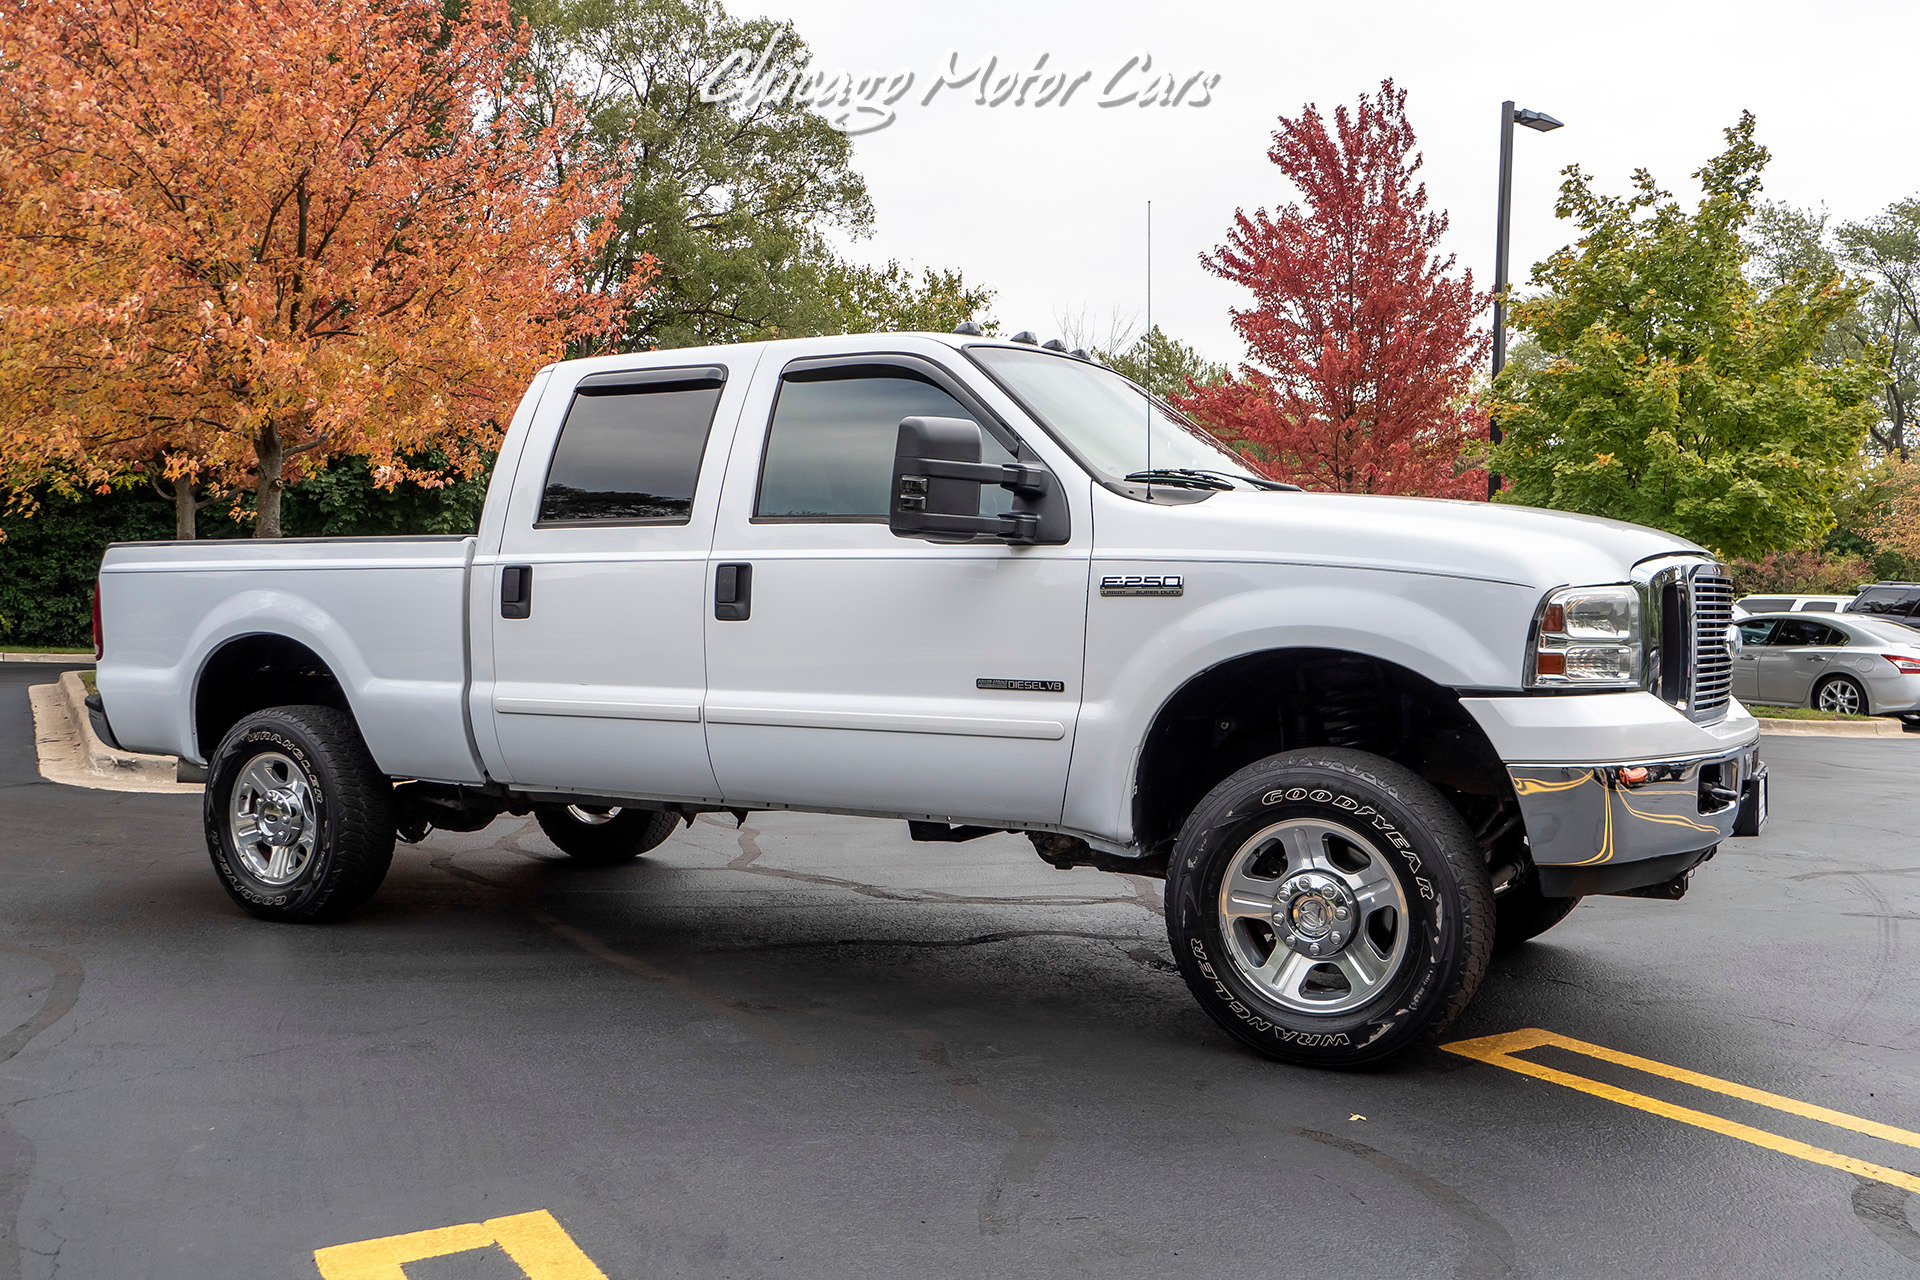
top-left (714, 563), bottom-right (752, 621)
top-left (501, 564), bottom-right (533, 619)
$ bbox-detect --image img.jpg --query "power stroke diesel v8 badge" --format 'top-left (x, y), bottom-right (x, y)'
top-left (1100, 574), bottom-right (1183, 597)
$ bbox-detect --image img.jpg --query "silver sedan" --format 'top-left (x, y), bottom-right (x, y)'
top-left (1733, 613), bottom-right (1920, 715)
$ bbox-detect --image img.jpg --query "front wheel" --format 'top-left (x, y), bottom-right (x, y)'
top-left (1165, 748), bottom-right (1494, 1067)
top-left (204, 706), bottom-right (395, 922)
top-left (1814, 674), bottom-right (1867, 716)
top-left (533, 804), bottom-right (677, 863)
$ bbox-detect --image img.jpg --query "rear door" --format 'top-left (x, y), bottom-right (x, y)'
top-left (700, 351), bottom-right (1093, 824)
top-left (480, 359), bottom-right (754, 800)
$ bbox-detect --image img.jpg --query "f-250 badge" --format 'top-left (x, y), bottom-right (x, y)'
top-left (1100, 574), bottom-right (1183, 597)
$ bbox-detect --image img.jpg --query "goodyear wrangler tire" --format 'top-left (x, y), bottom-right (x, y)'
top-left (204, 706), bottom-right (395, 923)
top-left (1165, 748), bottom-right (1494, 1067)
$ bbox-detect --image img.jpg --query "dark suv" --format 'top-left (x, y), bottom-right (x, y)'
top-left (1845, 582), bottom-right (1920, 628)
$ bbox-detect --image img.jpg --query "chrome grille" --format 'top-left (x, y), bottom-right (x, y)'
top-left (1689, 568), bottom-right (1734, 718)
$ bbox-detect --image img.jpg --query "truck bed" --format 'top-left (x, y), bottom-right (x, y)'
top-left (96, 535), bottom-right (484, 782)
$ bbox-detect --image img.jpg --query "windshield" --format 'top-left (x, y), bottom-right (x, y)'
top-left (968, 346), bottom-right (1270, 491)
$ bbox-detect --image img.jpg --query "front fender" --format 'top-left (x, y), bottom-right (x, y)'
top-left (1061, 563), bottom-right (1538, 843)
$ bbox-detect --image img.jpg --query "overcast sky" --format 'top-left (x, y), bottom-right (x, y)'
top-left (738, 0), bottom-right (1915, 367)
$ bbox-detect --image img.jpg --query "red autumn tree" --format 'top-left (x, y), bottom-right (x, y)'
top-left (0, 0), bottom-right (639, 536)
top-left (1176, 80), bottom-right (1490, 497)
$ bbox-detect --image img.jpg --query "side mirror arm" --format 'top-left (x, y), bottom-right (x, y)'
top-left (910, 458), bottom-right (1053, 498)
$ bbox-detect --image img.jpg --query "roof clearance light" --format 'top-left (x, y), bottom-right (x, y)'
top-left (1010, 331), bottom-right (1038, 345)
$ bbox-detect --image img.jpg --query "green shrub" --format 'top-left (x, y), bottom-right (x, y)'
top-left (0, 455), bottom-right (493, 647)
top-left (1726, 549), bottom-right (1874, 598)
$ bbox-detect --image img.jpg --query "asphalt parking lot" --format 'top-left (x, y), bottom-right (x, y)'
top-left (3, 660), bottom-right (1919, 1279)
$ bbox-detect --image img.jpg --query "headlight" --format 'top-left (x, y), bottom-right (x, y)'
top-left (1530, 584), bottom-right (1643, 688)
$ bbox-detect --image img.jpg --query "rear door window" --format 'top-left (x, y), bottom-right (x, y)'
top-left (1738, 619), bottom-right (1778, 647)
top-left (1740, 597), bottom-right (1793, 613)
top-left (1773, 619), bottom-right (1841, 646)
top-left (539, 371), bottom-right (726, 524)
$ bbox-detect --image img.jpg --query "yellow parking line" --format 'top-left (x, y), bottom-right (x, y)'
top-left (1442, 1028), bottom-right (1920, 1195)
top-left (314, 1209), bottom-right (609, 1280)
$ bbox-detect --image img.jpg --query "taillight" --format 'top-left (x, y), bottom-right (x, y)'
top-left (91, 581), bottom-right (103, 661)
top-left (1881, 653), bottom-right (1920, 675)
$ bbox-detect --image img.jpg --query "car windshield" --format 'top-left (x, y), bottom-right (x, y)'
top-left (968, 346), bottom-right (1272, 491)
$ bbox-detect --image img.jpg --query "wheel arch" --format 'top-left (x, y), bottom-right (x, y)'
top-left (194, 632), bottom-right (353, 761)
top-left (1130, 646), bottom-right (1519, 859)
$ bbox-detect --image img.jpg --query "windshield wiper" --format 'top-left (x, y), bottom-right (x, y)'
top-left (1124, 468), bottom-right (1235, 490)
top-left (1124, 467), bottom-right (1300, 492)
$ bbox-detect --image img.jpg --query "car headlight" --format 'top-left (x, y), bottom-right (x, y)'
top-left (1529, 584), bottom-right (1644, 688)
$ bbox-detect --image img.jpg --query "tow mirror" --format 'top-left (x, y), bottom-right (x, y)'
top-left (889, 416), bottom-right (1066, 545)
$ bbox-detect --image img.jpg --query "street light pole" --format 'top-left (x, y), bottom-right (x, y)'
top-left (1487, 101), bottom-right (1562, 500)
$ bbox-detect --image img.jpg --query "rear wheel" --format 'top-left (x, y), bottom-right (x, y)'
top-left (1814, 674), bottom-right (1867, 716)
top-left (1164, 748), bottom-right (1494, 1067)
top-left (204, 706), bottom-right (394, 922)
top-left (533, 804), bottom-right (677, 863)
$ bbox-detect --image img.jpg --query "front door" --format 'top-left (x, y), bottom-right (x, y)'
top-left (1732, 618), bottom-right (1774, 702)
top-left (701, 354), bottom-right (1092, 824)
top-left (482, 360), bottom-right (753, 801)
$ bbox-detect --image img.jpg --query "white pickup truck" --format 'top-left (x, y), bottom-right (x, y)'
top-left (93, 329), bottom-right (1767, 1065)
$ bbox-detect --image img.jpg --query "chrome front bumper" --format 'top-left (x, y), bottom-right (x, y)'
top-left (1509, 740), bottom-right (1766, 897)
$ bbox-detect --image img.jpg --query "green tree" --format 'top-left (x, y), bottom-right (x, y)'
top-left (1102, 326), bottom-right (1227, 402)
top-left (1488, 114), bottom-right (1880, 559)
top-left (1835, 199), bottom-right (1920, 461)
top-left (1748, 198), bottom-right (1920, 461)
top-left (517, 0), bottom-right (991, 347)
top-left (816, 260), bottom-right (997, 337)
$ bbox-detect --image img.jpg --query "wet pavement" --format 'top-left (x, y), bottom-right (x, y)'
top-left (2, 660), bottom-right (1918, 1279)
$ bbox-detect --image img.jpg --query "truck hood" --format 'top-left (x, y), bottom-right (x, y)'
top-left (1138, 490), bottom-right (1706, 589)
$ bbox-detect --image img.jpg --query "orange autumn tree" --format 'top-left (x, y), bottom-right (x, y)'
top-left (0, 0), bottom-right (638, 536)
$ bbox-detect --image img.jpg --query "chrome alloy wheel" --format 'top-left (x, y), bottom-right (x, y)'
top-left (1217, 817), bottom-right (1410, 1015)
top-left (566, 805), bottom-right (621, 825)
top-left (229, 752), bottom-right (319, 886)
top-left (1816, 679), bottom-right (1863, 715)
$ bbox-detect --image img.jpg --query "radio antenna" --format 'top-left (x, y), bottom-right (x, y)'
top-left (1145, 199), bottom-right (1152, 484)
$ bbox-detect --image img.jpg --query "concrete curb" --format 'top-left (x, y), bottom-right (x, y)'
top-left (1, 652), bottom-right (95, 664)
top-left (1756, 716), bottom-right (1910, 738)
top-left (60, 670), bottom-right (186, 783)
top-left (26, 672), bottom-right (200, 793)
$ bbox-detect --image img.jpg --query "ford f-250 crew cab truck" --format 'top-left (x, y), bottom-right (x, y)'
top-left (92, 329), bottom-right (1768, 1066)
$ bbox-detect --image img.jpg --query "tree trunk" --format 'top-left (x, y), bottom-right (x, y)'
top-left (172, 478), bottom-right (198, 540)
top-left (255, 422), bottom-right (286, 538)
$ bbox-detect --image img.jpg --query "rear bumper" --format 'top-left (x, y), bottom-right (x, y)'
top-left (84, 691), bottom-right (126, 752)
top-left (1508, 741), bottom-right (1765, 896)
